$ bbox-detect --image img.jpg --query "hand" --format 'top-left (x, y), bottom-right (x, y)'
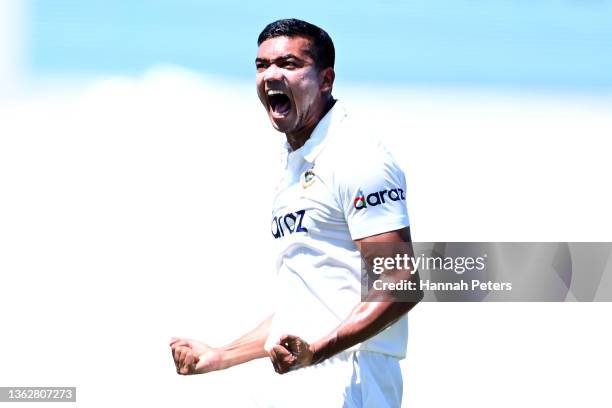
top-left (169, 337), bottom-right (223, 375)
top-left (268, 334), bottom-right (314, 374)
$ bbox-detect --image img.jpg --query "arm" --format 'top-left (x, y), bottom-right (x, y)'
top-left (269, 227), bottom-right (422, 373)
top-left (311, 227), bottom-right (421, 364)
top-left (171, 314), bottom-right (273, 375)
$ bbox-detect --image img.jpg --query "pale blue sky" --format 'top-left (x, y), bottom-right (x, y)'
top-left (29, 0), bottom-right (612, 91)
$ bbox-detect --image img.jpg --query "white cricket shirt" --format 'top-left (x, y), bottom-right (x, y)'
top-left (264, 101), bottom-right (410, 358)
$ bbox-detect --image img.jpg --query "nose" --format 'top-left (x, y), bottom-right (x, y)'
top-left (263, 64), bottom-right (283, 82)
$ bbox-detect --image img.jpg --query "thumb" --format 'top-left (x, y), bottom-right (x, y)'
top-left (279, 334), bottom-right (298, 343)
top-left (170, 339), bottom-right (192, 350)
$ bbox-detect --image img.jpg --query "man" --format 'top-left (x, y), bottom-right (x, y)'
top-left (170, 18), bottom-right (421, 407)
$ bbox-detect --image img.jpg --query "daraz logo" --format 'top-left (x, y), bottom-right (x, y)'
top-left (354, 187), bottom-right (405, 210)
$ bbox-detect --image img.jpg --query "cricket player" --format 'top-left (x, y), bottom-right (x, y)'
top-left (171, 18), bottom-right (422, 407)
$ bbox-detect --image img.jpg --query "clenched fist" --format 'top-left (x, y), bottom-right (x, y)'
top-left (169, 337), bottom-right (223, 375)
top-left (269, 334), bottom-right (314, 374)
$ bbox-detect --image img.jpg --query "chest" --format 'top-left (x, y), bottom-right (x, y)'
top-left (270, 158), bottom-right (348, 241)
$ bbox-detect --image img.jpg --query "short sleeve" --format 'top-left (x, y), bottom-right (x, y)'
top-left (334, 143), bottom-right (410, 240)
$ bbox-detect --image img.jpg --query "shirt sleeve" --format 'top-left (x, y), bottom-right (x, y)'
top-left (334, 143), bottom-right (410, 240)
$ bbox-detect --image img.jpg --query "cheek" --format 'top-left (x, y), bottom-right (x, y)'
top-left (294, 78), bottom-right (319, 105)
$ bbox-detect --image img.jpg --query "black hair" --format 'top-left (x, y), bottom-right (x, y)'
top-left (257, 18), bottom-right (335, 70)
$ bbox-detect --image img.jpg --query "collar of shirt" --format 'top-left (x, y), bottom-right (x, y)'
top-left (281, 100), bottom-right (348, 167)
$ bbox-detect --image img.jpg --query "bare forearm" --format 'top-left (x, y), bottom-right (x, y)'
top-left (309, 226), bottom-right (422, 363)
top-left (218, 314), bottom-right (273, 369)
top-left (269, 228), bottom-right (422, 374)
top-left (310, 300), bottom-right (417, 365)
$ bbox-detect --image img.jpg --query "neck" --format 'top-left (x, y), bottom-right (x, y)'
top-left (286, 97), bottom-right (336, 151)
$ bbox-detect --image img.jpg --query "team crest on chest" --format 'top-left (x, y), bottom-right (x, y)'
top-left (302, 168), bottom-right (316, 189)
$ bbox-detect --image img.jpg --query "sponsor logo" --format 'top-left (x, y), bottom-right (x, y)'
top-left (354, 187), bottom-right (405, 210)
top-left (271, 209), bottom-right (308, 239)
top-left (302, 169), bottom-right (316, 189)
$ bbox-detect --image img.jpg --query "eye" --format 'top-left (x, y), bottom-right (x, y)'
top-left (256, 62), bottom-right (268, 71)
top-left (279, 61), bottom-right (297, 69)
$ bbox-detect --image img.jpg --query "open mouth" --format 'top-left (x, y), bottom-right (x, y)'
top-left (267, 90), bottom-right (292, 116)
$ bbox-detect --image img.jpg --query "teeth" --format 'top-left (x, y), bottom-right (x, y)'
top-left (267, 90), bottom-right (286, 96)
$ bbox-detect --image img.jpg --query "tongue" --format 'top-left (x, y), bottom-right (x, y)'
top-left (271, 94), bottom-right (291, 115)
top-left (275, 99), bottom-right (291, 114)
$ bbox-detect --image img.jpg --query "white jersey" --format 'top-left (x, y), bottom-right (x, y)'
top-left (264, 101), bottom-right (410, 359)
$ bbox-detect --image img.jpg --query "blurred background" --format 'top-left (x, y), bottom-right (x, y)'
top-left (1, 1), bottom-right (611, 407)
top-left (4, 0), bottom-right (612, 90)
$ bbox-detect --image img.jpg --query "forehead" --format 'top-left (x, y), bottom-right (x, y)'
top-left (257, 36), bottom-right (313, 60)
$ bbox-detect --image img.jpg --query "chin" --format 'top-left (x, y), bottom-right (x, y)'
top-left (270, 123), bottom-right (285, 133)
top-left (269, 117), bottom-right (294, 134)
top-left (268, 120), bottom-right (286, 133)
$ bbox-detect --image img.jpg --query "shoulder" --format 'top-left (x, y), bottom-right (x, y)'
top-left (321, 114), bottom-right (404, 185)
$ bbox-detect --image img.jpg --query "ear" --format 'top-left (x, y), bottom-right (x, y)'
top-left (319, 67), bottom-right (335, 93)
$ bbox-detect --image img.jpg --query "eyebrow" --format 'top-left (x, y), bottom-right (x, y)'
top-left (255, 54), bottom-right (303, 64)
